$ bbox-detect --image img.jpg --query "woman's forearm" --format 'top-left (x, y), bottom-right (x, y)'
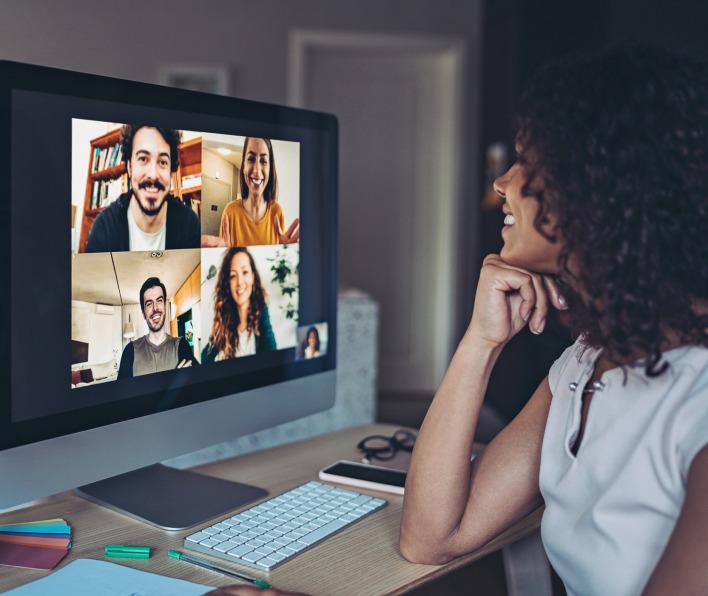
top-left (400, 255), bottom-right (560, 563)
top-left (400, 332), bottom-right (502, 562)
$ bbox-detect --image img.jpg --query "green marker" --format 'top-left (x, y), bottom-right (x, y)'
top-left (168, 549), bottom-right (271, 589)
top-left (105, 544), bottom-right (151, 559)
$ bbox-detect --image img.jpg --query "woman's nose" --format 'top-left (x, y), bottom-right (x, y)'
top-left (493, 165), bottom-right (515, 198)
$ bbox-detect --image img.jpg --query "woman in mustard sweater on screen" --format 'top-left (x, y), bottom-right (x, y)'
top-left (218, 137), bottom-right (299, 246)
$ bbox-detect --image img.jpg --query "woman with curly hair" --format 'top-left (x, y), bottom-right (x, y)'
top-left (400, 43), bottom-right (708, 595)
top-left (202, 248), bottom-right (276, 362)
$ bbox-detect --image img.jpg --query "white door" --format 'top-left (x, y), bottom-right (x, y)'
top-left (201, 175), bottom-right (231, 237)
top-left (289, 32), bottom-right (465, 394)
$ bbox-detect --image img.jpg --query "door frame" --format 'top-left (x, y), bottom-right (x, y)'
top-left (287, 30), bottom-right (468, 391)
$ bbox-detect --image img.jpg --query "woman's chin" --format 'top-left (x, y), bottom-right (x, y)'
top-left (499, 246), bottom-right (527, 268)
top-left (499, 247), bottom-right (558, 275)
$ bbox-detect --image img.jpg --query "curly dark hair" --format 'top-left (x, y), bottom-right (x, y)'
top-left (515, 43), bottom-right (708, 375)
top-left (121, 124), bottom-right (182, 172)
top-left (208, 248), bottom-right (267, 359)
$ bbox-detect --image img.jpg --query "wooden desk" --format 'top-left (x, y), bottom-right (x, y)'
top-left (0, 423), bottom-right (541, 595)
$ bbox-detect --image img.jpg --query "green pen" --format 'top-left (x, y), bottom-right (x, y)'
top-left (168, 549), bottom-right (271, 589)
top-left (105, 544), bottom-right (152, 559)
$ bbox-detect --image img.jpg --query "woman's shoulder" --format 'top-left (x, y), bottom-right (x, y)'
top-left (223, 199), bottom-right (244, 216)
top-left (548, 338), bottom-right (597, 391)
top-left (201, 343), bottom-right (217, 363)
top-left (268, 201), bottom-right (284, 216)
top-left (662, 345), bottom-right (708, 411)
top-left (664, 344), bottom-right (708, 372)
top-left (660, 346), bottom-right (708, 477)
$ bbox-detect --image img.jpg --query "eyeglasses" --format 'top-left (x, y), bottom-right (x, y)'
top-left (357, 429), bottom-right (417, 463)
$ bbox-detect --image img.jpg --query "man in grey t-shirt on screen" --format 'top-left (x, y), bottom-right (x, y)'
top-left (118, 277), bottom-right (196, 378)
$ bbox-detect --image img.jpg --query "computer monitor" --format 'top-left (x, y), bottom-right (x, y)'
top-left (0, 61), bottom-right (338, 529)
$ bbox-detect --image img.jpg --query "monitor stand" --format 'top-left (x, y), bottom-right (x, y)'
top-left (76, 463), bottom-right (268, 530)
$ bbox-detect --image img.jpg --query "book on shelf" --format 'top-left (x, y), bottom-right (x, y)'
top-left (181, 174), bottom-right (201, 190)
top-left (91, 177), bottom-right (124, 210)
top-left (92, 144), bottom-right (123, 173)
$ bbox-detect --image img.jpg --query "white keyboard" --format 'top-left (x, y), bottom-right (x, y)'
top-left (183, 480), bottom-right (387, 571)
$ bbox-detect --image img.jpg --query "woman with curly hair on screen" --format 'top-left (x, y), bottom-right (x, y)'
top-left (202, 248), bottom-right (276, 362)
top-left (400, 43), bottom-right (708, 595)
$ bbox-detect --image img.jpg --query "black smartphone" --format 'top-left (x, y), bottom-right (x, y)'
top-left (319, 460), bottom-right (407, 495)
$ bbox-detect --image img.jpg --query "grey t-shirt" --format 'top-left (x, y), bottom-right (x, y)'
top-left (132, 335), bottom-right (181, 377)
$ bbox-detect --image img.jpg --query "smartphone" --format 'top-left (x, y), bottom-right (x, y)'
top-left (318, 460), bottom-right (407, 495)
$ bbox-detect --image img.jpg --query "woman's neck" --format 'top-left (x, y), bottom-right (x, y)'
top-left (242, 196), bottom-right (267, 222)
top-left (237, 304), bottom-right (250, 333)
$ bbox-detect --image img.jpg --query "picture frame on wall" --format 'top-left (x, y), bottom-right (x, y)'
top-left (158, 64), bottom-right (229, 95)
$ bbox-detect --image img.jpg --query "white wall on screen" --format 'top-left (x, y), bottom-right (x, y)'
top-left (269, 139), bottom-right (300, 226)
top-left (71, 300), bottom-right (122, 365)
top-left (71, 119), bottom-right (112, 253)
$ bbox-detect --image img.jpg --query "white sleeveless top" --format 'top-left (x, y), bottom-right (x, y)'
top-left (540, 340), bottom-right (708, 596)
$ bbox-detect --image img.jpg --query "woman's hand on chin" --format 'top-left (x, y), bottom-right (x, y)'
top-left (467, 254), bottom-right (567, 350)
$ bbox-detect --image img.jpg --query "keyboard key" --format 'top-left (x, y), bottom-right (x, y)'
top-left (242, 551), bottom-right (262, 563)
top-left (288, 540), bottom-right (308, 552)
top-left (227, 544), bottom-right (255, 558)
top-left (256, 557), bottom-right (279, 570)
top-left (215, 539), bottom-right (242, 553)
top-left (199, 538), bottom-right (221, 548)
top-left (297, 518), bottom-right (349, 546)
top-left (185, 531), bottom-right (211, 543)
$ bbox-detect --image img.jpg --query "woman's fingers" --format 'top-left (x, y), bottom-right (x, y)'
top-left (283, 218), bottom-right (300, 243)
top-left (509, 267), bottom-right (547, 334)
top-left (542, 275), bottom-right (568, 311)
top-left (481, 254), bottom-right (562, 336)
top-left (525, 271), bottom-right (550, 335)
top-left (201, 234), bottom-right (226, 247)
top-left (219, 214), bottom-right (232, 246)
top-left (476, 256), bottom-right (538, 341)
top-left (273, 216), bottom-right (300, 243)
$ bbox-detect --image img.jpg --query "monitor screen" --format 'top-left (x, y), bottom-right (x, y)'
top-left (0, 61), bottom-right (338, 525)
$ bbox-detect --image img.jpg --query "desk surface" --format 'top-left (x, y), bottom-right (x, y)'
top-left (0, 423), bottom-right (541, 595)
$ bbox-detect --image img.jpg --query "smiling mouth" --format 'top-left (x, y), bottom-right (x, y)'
top-left (504, 214), bottom-right (516, 225)
top-left (250, 178), bottom-right (264, 186)
top-left (139, 181), bottom-right (166, 193)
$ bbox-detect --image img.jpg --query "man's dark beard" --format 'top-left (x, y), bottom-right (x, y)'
top-left (133, 181), bottom-right (167, 217)
top-left (146, 312), bottom-right (165, 332)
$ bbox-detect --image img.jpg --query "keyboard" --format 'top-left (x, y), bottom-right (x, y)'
top-left (183, 480), bottom-right (387, 571)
